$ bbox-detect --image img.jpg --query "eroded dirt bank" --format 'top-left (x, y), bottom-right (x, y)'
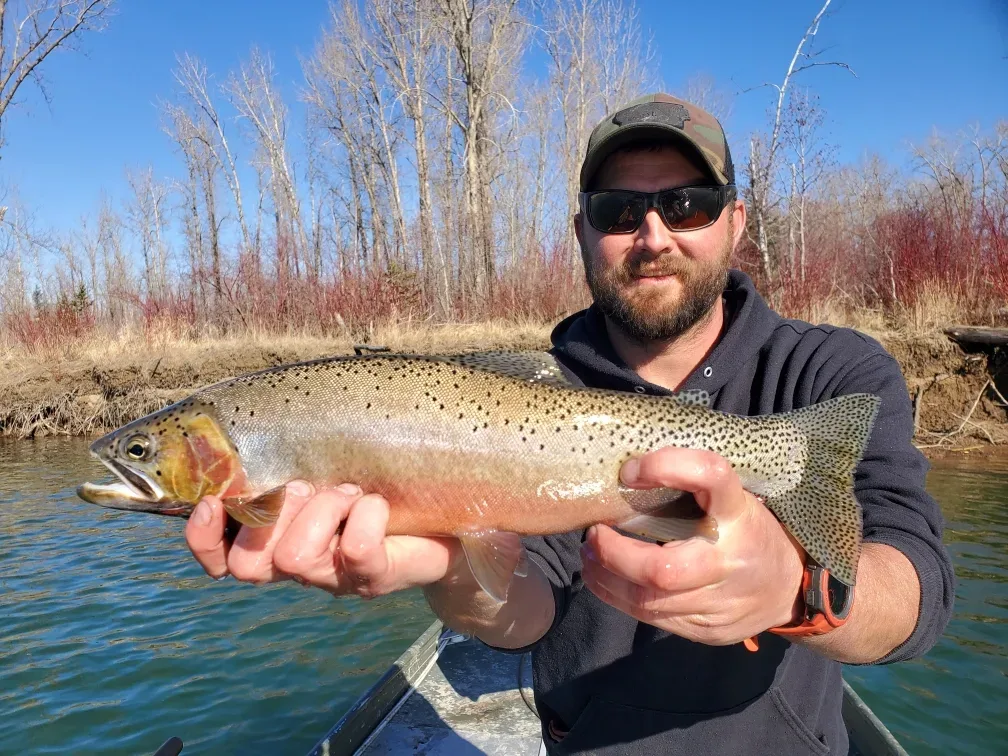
top-left (2, 328), bottom-right (1005, 456)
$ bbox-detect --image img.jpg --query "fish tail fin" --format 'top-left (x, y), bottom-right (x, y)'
top-left (769, 393), bottom-right (882, 586)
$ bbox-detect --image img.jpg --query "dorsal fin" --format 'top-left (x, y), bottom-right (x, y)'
top-left (440, 351), bottom-right (573, 387)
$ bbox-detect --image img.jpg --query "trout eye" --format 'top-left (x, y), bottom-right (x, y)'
top-left (124, 435), bottom-right (151, 461)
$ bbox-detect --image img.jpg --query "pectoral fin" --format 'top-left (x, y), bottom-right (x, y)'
top-left (459, 531), bottom-right (527, 603)
top-left (222, 485), bottom-right (287, 527)
top-left (618, 513), bottom-right (719, 543)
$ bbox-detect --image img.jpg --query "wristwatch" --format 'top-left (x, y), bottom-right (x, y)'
top-left (769, 557), bottom-right (854, 638)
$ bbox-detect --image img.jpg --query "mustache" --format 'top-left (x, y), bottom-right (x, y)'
top-left (618, 255), bottom-right (697, 280)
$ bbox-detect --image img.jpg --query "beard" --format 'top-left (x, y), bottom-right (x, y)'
top-left (581, 228), bottom-right (732, 344)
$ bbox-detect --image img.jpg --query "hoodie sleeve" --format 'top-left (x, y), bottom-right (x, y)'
top-left (833, 347), bottom-right (955, 663)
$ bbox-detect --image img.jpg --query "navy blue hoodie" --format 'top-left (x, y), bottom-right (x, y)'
top-left (509, 270), bottom-right (954, 755)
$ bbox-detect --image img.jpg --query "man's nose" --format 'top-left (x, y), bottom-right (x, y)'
top-left (634, 208), bottom-right (675, 255)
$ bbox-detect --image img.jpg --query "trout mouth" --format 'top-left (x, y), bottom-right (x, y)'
top-left (77, 455), bottom-right (192, 518)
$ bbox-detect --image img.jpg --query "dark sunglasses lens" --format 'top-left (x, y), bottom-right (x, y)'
top-left (589, 192), bottom-right (645, 233)
top-left (659, 187), bottom-right (722, 230)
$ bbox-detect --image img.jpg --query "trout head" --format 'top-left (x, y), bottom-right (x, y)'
top-left (77, 403), bottom-right (246, 519)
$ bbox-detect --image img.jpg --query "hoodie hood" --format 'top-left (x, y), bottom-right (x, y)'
top-left (549, 269), bottom-right (781, 397)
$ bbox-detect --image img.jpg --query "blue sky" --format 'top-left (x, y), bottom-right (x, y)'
top-left (1, 0), bottom-right (1006, 234)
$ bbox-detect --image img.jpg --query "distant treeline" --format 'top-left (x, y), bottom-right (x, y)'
top-left (1, 0), bottom-right (1005, 353)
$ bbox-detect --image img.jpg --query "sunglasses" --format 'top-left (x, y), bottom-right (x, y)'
top-left (580, 185), bottom-right (736, 234)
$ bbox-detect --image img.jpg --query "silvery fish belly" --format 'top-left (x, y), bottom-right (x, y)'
top-left (78, 351), bottom-right (880, 601)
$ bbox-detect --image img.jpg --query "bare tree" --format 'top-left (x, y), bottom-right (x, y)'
top-left (228, 48), bottom-right (305, 279)
top-left (543, 0), bottom-right (657, 254)
top-left (0, 0), bottom-right (113, 153)
top-left (304, 18), bottom-right (388, 272)
top-left (126, 166), bottom-right (171, 299)
top-left (783, 87), bottom-right (833, 281)
top-left (370, 0), bottom-right (446, 310)
top-left (433, 0), bottom-right (527, 298)
top-left (337, 1), bottom-right (410, 268)
top-left (162, 101), bottom-right (221, 308)
top-left (681, 73), bottom-right (733, 125)
top-left (742, 0), bottom-right (853, 284)
top-left (96, 196), bottom-right (129, 325)
top-left (171, 54), bottom-right (252, 262)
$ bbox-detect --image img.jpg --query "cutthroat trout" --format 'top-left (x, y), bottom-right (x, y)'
top-left (77, 351), bottom-right (880, 600)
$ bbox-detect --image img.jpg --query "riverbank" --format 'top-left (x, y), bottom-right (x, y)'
top-left (2, 321), bottom-right (1005, 456)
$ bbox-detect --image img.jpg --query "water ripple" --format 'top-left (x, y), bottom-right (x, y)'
top-left (3, 439), bottom-right (1007, 755)
top-left (844, 454), bottom-right (1008, 756)
top-left (0, 438), bottom-right (433, 755)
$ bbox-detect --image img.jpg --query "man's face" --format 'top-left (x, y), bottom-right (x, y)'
top-left (575, 147), bottom-right (745, 343)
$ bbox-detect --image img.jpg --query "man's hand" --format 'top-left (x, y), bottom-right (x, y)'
top-left (185, 480), bottom-right (558, 650)
top-left (184, 480), bottom-right (458, 597)
top-left (581, 447), bottom-right (805, 646)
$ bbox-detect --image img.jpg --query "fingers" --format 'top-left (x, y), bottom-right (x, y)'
top-left (337, 494), bottom-right (393, 596)
top-left (185, 496), bottom-right (230, 579)
top-left (188, 483), bottom-right (458, 599)
top-left (581, 548), bottom-right (713, 617)
top-left (621, 446), bottom-right (748, 520)
top-left (226, 481), bottom-right (317, 584)
top-left (272, 485), bottom-right (361, 593)
top-left (584, 524), bottom-right (723, 593)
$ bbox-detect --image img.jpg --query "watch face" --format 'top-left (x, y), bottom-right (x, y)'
top-left (827, 573), bottom-right (853, 619)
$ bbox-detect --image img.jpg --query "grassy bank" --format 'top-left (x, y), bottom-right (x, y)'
top-left (3, 316), bottom-right (1005, 455)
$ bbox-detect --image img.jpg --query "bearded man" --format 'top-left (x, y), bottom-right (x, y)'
top-left (185, 94), bottom-right (954, 755)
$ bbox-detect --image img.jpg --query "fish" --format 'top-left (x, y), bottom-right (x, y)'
top-left (77, 351), bottom-right (880, 602)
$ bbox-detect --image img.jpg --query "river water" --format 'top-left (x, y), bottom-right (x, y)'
top-left (1, 438), bottom-right (1004, 755)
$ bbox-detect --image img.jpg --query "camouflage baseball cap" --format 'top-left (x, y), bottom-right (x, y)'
top-left (579, 93), bottom-right (735, 191)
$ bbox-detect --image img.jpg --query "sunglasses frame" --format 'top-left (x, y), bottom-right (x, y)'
top-left (579, 184), bottom-right (737, 235)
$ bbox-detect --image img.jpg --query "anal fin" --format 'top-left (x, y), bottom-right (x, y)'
top-left (459, 531), bottom-right (526, 603)
top-left (222, 485), bottom-right (286, 527)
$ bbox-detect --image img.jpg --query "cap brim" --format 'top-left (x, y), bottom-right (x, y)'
top-left (579, 124), bottom-right (727, 191)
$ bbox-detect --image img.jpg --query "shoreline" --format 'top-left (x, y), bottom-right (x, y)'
top-left (2, 324), bottom-right (1005, 459)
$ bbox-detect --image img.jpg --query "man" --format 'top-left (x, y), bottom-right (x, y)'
top-left (185, 94), bottom-right (954, 754)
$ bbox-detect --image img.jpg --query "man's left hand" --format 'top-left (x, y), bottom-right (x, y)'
top-left (581, 447), bottom-right (806, 646)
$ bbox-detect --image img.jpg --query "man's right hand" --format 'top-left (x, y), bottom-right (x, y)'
top-left (184, 480), bottom-right (460, 598)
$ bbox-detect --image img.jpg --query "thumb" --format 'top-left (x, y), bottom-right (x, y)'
top-left (620, 446), bottom-right (749, 521)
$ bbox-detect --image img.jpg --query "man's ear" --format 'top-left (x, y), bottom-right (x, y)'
top-left (731, 200), bottom-right (747, 249)
top-left (574, 211), bottom-right (585, 248)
